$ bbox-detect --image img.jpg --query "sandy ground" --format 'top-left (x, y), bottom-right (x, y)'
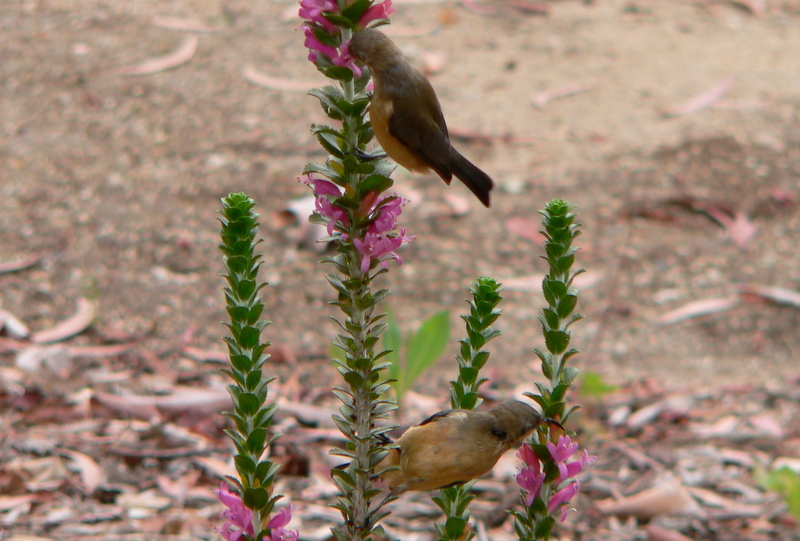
top-left (2, 0), bottom-right (800, 393)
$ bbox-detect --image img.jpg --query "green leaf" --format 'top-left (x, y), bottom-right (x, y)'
top-left (404, 310), bottom-right (450, 389)
top-left (341, 0), bottom-right (372, 22)
top-left (324, 66), bottom-right (355, 82)
top-left (357, 174), bottom-right (393, 198)
top-left (242, 486), bottom-right (270, 510)
top-left (544, 329), bottom-right (570, 354)
top-left (444, 516), bottom-right (466, 539)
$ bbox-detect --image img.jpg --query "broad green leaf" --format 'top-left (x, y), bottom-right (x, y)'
top-left (405, 310), bottom-right (450, 388)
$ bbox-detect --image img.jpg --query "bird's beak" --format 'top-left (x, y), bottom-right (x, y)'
top-left (544, 418), bottom-right (564, 432)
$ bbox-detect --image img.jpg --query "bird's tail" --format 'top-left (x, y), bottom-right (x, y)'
top-left (450, 150), bottom-right (495, 207)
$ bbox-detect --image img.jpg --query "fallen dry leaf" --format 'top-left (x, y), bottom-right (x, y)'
top-left (595, 476), bottom-right (702, 519)
top-left (30, 298), bottom-right (95, 344)
top-left (703, 207), bottom-right (757, 247)
top-left (533, 82), bottom-right (591, 109)
top-left (151, 15), bottom-right (221, 32)
top-left (15, 345), bottom-right (72, 376)
top-left (737, 283), bottom-right (800, 309)
top-left (722, 0), bottom-right (767, 15)
top-left (664, 75), bottom-right (737, 117)
top-left (0, 309), bottom-right (30, 338)
top-left (687, 486), bottom-right (769, 518)
top-left (59, 449), bottom-right (105, 494)
top-left (656, 297), bottom-right (739, 325)
top-left (689, 415), bottom-right (739, 438)
top-left (118, 36), bottom-right (199, 76)
top-left (646, 525), bottom-right (695, 541)
top-left (0, 252), bottom-right (43, 274)
top-left (243, 65), bottom-right (323, 92)
top-left (504, 216), bottom-right (546, 243)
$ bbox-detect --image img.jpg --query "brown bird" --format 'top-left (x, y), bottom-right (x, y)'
top-left (376, 400), bottom-right (557, 493)
top-left (348, 28), bottom-right (495, 207)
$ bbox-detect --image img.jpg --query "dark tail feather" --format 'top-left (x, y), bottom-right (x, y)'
top-left (450, 150), bottom-right (494, 207)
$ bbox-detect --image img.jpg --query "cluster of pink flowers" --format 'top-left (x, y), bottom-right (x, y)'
top-left (215, 483), bottom-right (298, 541)
top-left (302, 175), bottom-right (410, 274)
top-left (516, 435), bottom-right (596, 522)
top-left (299, 0), bottom-right (394, 74)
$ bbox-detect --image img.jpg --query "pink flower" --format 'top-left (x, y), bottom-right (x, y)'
top-left (353, 194), bottom-right (411, 272)
top-left (516, 439), bottom-right (596, 522)
top-left (300, 175), bottom-right (350, 235)
top-left (547, 435), bottom-right (596, 484)
top-left (516, 444), bottom-right (545, 506)
top-left (298, 0), bottom-right (338, 33)
top-left (368, 196), bottom-right (403, 234)
top-left (263, 504), bottom-right (299, 541)
top-left (303, 29), bottom-right (362, 77)
top-left (353, 229), bottom-right (406, 273)
top-left (214, 483), bottom-right (254, 541)
top-left (358, 0), bottom-right (395, 27)
top-left (548, 481), bottom-right (581, 522)
top-left (516, 467), bottom-right (546, 507)
top-left (546, 435), bottom-right (579, 464)
top-left (517, 443), bottom-right (539, 468)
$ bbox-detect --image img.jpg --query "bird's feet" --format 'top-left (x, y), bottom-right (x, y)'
top-left (350, 147), bottom-right (386, 162)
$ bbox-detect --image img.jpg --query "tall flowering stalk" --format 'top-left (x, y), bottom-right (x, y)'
top-left (431, 278), bottom-right (505, 541)
top-left (512, 200), bottom-right (595, 540)
top-left (217, 194), bottom-right (298, 541)
top-left (299, 1), bottom-right (405, 539)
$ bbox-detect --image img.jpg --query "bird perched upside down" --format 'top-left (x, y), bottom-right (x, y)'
top-left (347, 28), bottom-right (495, 207)
top-left (376, 400), bottom-right (559, 493)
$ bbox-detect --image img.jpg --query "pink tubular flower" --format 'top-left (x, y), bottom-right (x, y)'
top-left (298, 0), bottom-right (338, 33)
top-left (353, 229), bottom-right (406, 273)
top-left (546, 435), bottom-right (579, 464)
top-left (353, 194), bottom-right (411, 273)
top-left (548, 481), bottom-right (581, 523)
top-left (263, 504), bottom-right (299, 541)
top-left (358, 0), bottom-right (395, 27)
top-left (214, 483), bottom-right (254, 541)
top-left (516, 445), bottom-right (545, 506)
top-left (547, 435), bottom-right (596, 484)
top-left (516, 438), bottom-right (596, 522)
top-left (300, 175), bottom-right (350, 235)
top-left (302, 27), bottom-right (362, 77)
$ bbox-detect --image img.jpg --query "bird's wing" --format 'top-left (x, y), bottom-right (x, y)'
top-left (385, 77), bottom-right (453, 180)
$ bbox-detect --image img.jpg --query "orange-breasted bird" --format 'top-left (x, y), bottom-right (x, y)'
top-left (376, 400), bottom-right (558, 493)
top-left (348, 28), bottom-right (495, 207)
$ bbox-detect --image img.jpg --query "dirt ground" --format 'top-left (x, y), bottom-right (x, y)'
top-left (1, 0), bottom-right (800, 539)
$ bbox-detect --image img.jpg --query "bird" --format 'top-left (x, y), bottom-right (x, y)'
top-left (347, 28), bottom-right (495, 207)
top-left (375, 400), bottom-right (558, 493)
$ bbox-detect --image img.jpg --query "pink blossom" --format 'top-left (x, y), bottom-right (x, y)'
top-left (300, 175), bottom-right (350, 235)
top-left (516, 467), bottom-right (545, 507)
top-left (298, 0), bottom-right (338, 33)
top-left (214, 483), bottom-right (254, 541)
top-left (303, 28), bottom-right (362, 78)
top-left (546, 435), bottom-right (579, 464)
top-left (547, 435), bottom-right (596, 484)
top-left (368, 196), bottom-right (403, 234)
top-left (353, 229), bottom-right (406, 273)
top-left (548, 481), bottom-right (581, 522)
top-left (303, 27), bottom-right (339, 63)
top-left (263, 504), bottom-right (299, 541)
top-left (352, 194), bottom-right (411, 272)
top-left (556, 449), bottom-right (596, 483)
top-left (517, 443), bottom-right (539, 468)
top-left (358, 0), bottom-right (395, 27)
